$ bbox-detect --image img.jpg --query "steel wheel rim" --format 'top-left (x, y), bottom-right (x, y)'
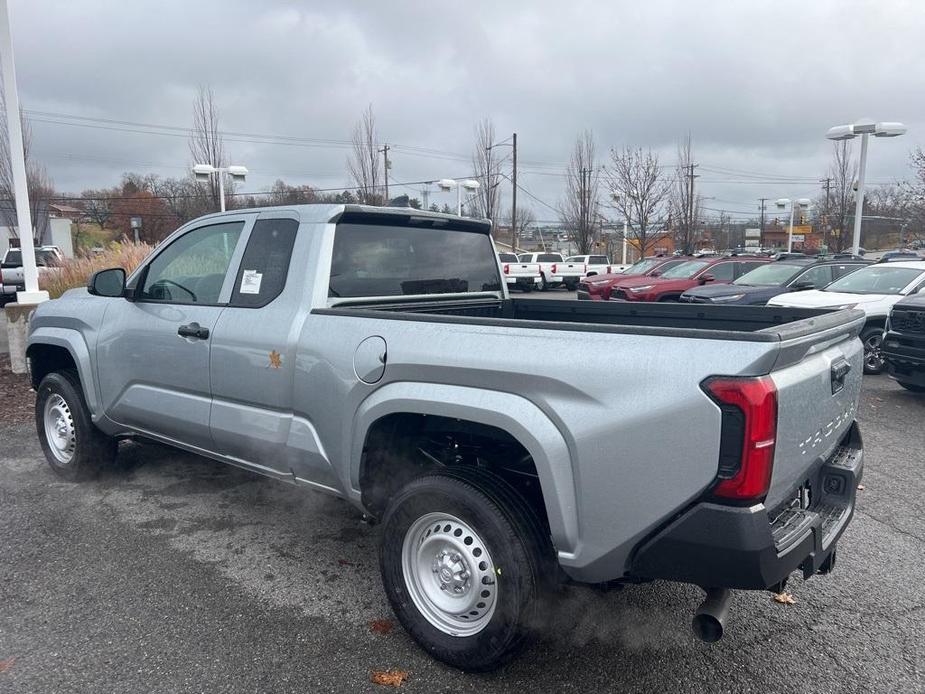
top-left (401, 512), bottom-right (498, 637)
top-left (43, 393), bottom-right (76, 464)
top-left (864, 334), bottom-right (884, 371)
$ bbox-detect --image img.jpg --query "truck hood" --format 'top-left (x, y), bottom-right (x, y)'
top-left (767, 289), bottom-right (890, 309)
top-left (683, 283), bottom-right (785, 300)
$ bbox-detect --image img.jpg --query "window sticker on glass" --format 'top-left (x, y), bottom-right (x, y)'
top-left (240, 269), bottom-right (263, 294)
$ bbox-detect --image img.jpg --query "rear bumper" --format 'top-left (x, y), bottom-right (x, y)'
top-left (629, 422), bottom-right (863, 590)
top-left (505, 277), bottom-right (541, 288)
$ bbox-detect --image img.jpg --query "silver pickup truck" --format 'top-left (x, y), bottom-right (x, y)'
top-left (26, 205), bottom-right (865, 671)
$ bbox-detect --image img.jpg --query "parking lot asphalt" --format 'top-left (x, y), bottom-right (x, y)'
top-left (1, 377), bottom-right (923, 693)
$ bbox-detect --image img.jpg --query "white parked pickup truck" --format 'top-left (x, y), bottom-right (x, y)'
top-left (517, 252), bottom-right (584, 291)
top-left (566, 254), bottom-right (613, 277)
top-left (497, 252), bottom-right (541, 292)
top-left (0, 246), bottom-right (64, 304)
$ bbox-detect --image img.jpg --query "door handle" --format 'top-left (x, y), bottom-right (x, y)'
top-left (177, 322), bottom-right (209, 340)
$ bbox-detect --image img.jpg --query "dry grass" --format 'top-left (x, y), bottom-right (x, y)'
top-left (40, 242), bottom-right (154, 299)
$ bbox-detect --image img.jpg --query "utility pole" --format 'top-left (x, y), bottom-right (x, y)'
top-left (687, 163), bottom-right (698, 252)
top-left (379, 143), bottom-right (390, 203)
top-left (511, 132), bottom-right (517, 252)
top-left (820, 177), bottom-right (832, 250)
top-left (758, 197), bottom-right (767, 240)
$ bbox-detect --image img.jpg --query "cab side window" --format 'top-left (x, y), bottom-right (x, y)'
top-left (140, 221), bottom-right (244, 304)
top-left (230, 218), bottom-right (299, 308)
top-left (709, 262), bottom-right (736, 281)
top-left (794, 265), bottom-right (832, 288)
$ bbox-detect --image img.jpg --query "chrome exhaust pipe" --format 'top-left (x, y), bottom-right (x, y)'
top-left (692, 587), bottom-right (732, 643)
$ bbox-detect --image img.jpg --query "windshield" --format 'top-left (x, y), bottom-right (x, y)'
top-left (733, 263), bottom-right (802, 286)
top-left (329, 223), bottom-right (502, 297)
top-left (537, 254), bottom-right (563, 262)
top-left (660, 260), bottom-right (710, 279)
top-left (823, 265), bottom-right (923, 295)
top-left (622, 258), bottom-right (660, 276)
top-left (2, 249), bottom-right (57, 266)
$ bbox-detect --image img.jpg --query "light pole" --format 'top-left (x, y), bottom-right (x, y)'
top-left (437, 178), bottom-right (481, 216)
top-left (826, 119), bottom-right (906, 256)
top-left (775, 198), bottom-right (811, 253)
top-left (192, 163), bottom-right (248, 212)
top-left (611, 191), bottom-right (635, 265)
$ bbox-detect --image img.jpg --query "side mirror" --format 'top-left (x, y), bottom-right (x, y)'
top-left (699, 273), bottom-right (716, 284)
top-left (790, 281), bottom-right (815, 291)
top-left (87, 267), bottom-right (126, 297)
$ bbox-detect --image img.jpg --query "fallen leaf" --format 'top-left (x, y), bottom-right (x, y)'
top-left (371, 670), bottom-right (409, 688)
top-left (773, 592), bottom-right (797, 605)
top-left (857, 484), bottom-right (865, 491)
top-left (369, 618), bottom-right (395, 635)
top-left (0, 656), bottom-right (16, 673)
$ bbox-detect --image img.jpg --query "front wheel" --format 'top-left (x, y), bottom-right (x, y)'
top-left (35, 370), bottom-right (117, 481)
top-left (861, 327), bottom-right (885, 375)
top-left (897, 381), bottom-right (925, 393)
top-left (379, 470), bottom-right (550, 671)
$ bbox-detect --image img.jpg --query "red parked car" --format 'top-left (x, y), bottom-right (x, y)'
top-left (607, 255), bottom-right (770, 302)
top-left (577, 256), bottom-right (692, 301)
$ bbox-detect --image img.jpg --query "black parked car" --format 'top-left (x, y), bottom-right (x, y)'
top-left (882, 292), bottom-right (925, 392)
top-left (679, 257), bottom-right (870, 305)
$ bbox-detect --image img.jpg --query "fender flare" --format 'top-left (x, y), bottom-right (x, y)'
top-left (27, 327), bottom-right (102, 417)
top-left (351, 381), bottom-right (581, 559)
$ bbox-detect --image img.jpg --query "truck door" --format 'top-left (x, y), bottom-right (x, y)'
top-left (208, 212), bottom-right (338, 488)
top-left (96, 217), bottom-right (251, 449)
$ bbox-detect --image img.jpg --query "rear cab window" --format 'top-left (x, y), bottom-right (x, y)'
top-left (329, 217), bottom-right (502, 298)
top-left (498, 253), bottom-right (518, 262)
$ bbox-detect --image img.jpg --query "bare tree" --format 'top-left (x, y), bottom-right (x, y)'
top-left (559, 130), bottom-right (599, 254)
top-left (503, 205), bottom-right (535, 250)
top-left (471, 118), bottom-right (503, 222)
top-left (80, 188), bottom-right (116, 230)
top-left (347, 104), bottom-right (383, 205)
top-left (0, 92), bottom-right (56, 239)
top-left (669, 135), bottom-right (702, 254)
top-left (188, 85), bottom-right (233, 211)
top-left (901, 148), bottom-right (925, 243)
top-left (826, 140), bottom-right (856, 251)
top-left (606, 146), bottom-right (671, 259)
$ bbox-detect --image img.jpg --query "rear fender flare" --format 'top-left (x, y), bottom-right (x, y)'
top-left (351, 381), bottom-right (580, 559)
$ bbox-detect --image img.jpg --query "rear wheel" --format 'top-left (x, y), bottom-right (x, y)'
top-left (897, 381), bottom-right (925, 393)
top-left (564, 281), bottom-right (578, 291)
top-left (861, 327), bottom-right (885, 375)
top-left (540, 274), bottom-right (549, 291)
top-left (379, 469), bottom-right (551, 671)
top-left (522, 283), bottom-right (532, 293)
top-left (35, 370), bottom-right (117, 481)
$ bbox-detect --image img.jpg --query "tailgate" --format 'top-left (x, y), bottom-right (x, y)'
top-left (554, 262), bottom-right (584, 277)
top-left (765, 312), bottom-right (865, 510)
top-left (509, 263), bottom-right (538, 278)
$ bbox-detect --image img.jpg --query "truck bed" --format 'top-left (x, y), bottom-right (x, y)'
top-left (320, 296), bottom-right (857, 343)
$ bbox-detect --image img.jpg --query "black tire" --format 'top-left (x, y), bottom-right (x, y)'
top-left (523, 283), bottom-right (532, 293)
top-left (35, 370), bottom-right (117, 481)
top-left (564, 281), bottom-right (578, 291)
top-left (860, 326), bottom-right (885, 375)
top-left (379, 468), bottom-right (552, 671)
top-left (897, 381), bottom-right (925, 393)
top-left (539, 274), bottom-right (549, 292)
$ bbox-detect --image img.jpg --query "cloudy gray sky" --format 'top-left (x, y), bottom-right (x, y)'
top-left (9, 0), bottom-right (925, 222)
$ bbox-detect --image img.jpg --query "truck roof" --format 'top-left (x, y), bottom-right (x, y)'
top-left (188, 203), bottom-right (492, 232)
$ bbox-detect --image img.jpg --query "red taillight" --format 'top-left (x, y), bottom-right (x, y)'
top-left (503, 263), bottom-right (510, 275)
top-left (703, 376), bottom-right (778, 502)
top-left (551, 263), bottom-right (557, 274)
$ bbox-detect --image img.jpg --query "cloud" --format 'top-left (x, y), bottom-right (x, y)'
top-left (8, 0), bottom-right (925, 219)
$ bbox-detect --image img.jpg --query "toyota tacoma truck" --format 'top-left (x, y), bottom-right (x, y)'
top-left (27, 205), bottom-right (865, 671)
top-left (517, 252), bottom-right (584, 291)
top-left (497, 252), bottom-right (541, 292)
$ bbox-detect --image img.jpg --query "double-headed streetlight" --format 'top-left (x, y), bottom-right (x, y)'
top-left (437, 178), bottom-right (481, 216)
top-left (826, 119), bottom-right (906, 256)
top-left (775, 198), bottom-right (811, 253)
top-left (192, 163), bottom-right (248, 212)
